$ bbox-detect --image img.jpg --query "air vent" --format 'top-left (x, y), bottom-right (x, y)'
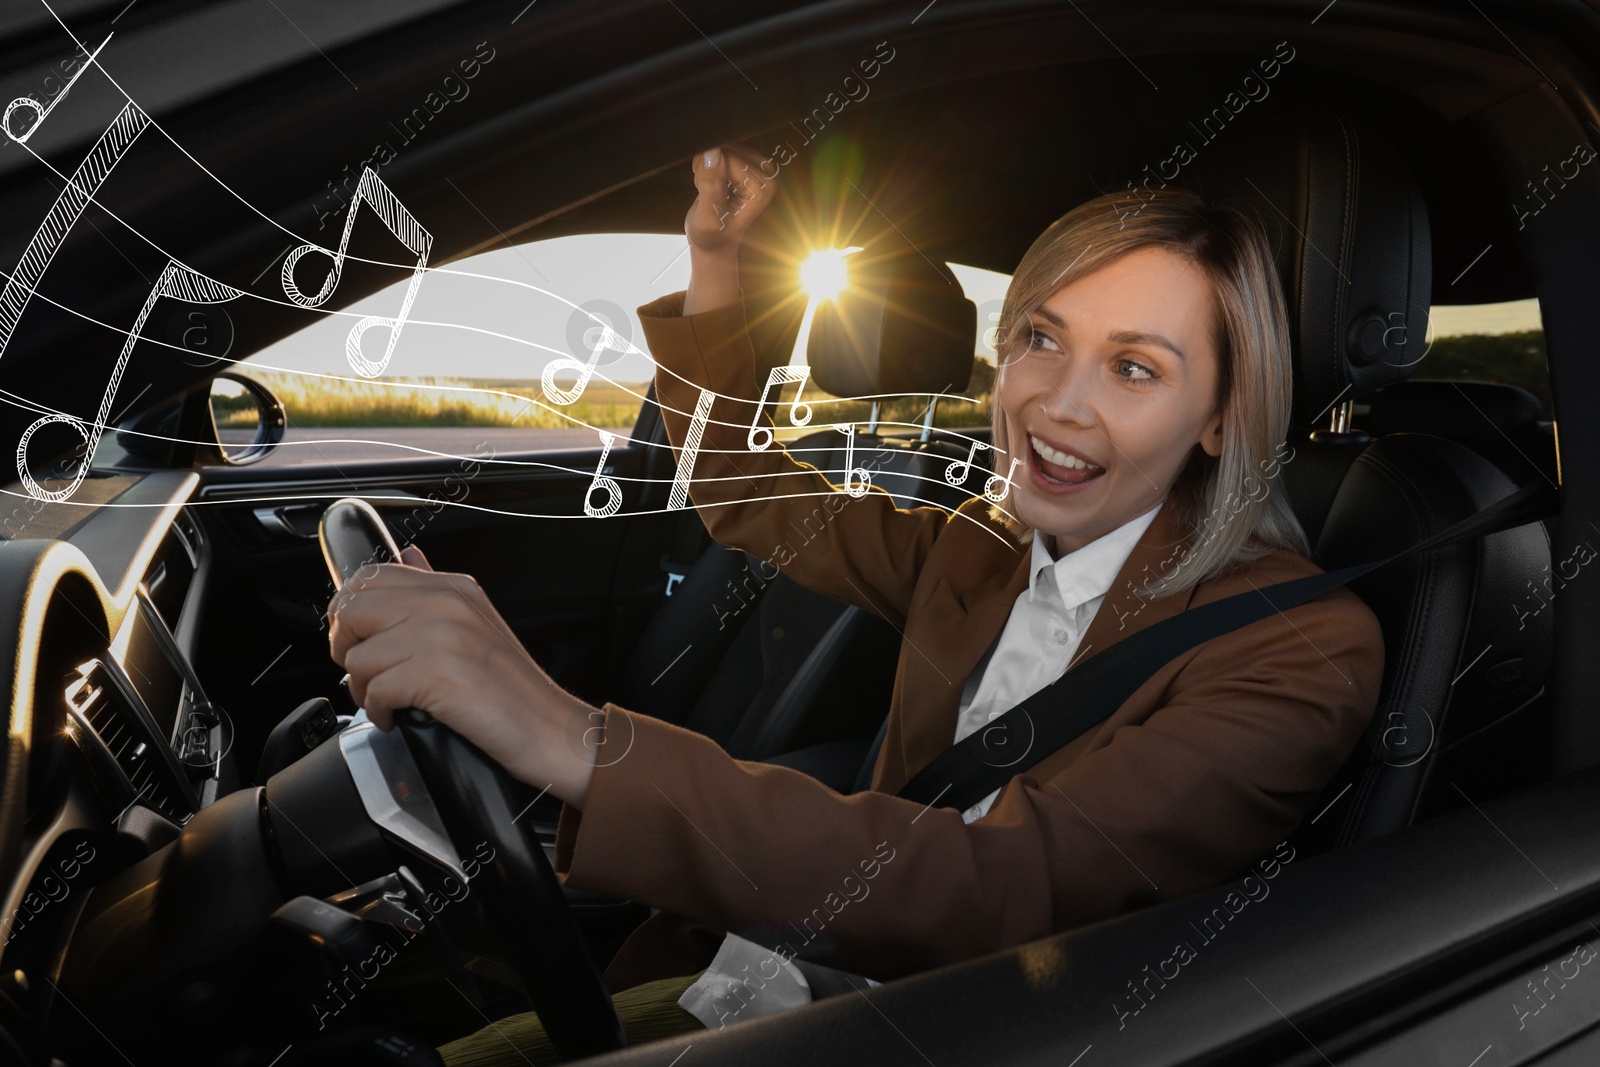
top-left (65, 659), bottom-right (187, 822)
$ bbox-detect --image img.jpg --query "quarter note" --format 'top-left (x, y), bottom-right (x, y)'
top-left (280, 167), bottom-right (432, 378)
top-left (17, 261), bottom-right (241, 502)
top-left (983, 456), bottom-right (1025, 503)
top-left (542, 313), bottom-right (634, 406)
top-left (668, 388), bottom-right (715, 511)
top-left (0, 100), bottom-right (151, 362)
top-left (746, 366), bottom-right (814, 451)
top-left (2, 34), bottom-right (113, 144)
top-left (945, 440), bottom-right (990, 486)
top-left (833, 424), bottom-right (872, 498)
top-left (583, 430), bottom-right (622, 518)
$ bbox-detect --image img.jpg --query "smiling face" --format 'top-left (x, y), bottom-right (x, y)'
top-left (995, 245), bottom-right (1227, 555)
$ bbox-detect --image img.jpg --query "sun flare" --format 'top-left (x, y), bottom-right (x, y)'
top-left (799, 247), bottom-right (860, 301)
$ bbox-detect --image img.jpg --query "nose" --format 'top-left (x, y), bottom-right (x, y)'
top-left (1036, 355), bottom-right (1099, 428)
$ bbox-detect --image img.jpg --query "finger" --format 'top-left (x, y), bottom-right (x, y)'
top-left (690, 149), bottom-right (733, 230)
top-left (400, 544), bottom-right (433, 571)
top-left (346, 621), bottom-right (463, 730)
top-left (691, 146), bottom-right (728, 198)
top-left (726, 152), bottom-right (775, 206)
top-left (440, 573), bottom-right (523, 649)
top-left (329, 580), bottom-right (438, 664)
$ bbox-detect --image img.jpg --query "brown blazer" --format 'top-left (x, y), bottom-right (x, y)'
top-left (553, 290), bottom-right (1385, 989)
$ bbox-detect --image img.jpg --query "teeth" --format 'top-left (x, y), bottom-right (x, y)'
top-left (1030, 434), bottom-right (1102, 472)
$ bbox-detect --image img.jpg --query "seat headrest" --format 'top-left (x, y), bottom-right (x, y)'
top-left (806, 251), bottom-right (977, 398)
top-left (1182, 107), bottom-right (1432, 425)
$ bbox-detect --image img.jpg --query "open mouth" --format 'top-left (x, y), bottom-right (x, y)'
top-left (1029, 434), bottom-right (1106, 488)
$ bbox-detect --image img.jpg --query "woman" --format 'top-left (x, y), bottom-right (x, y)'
top-left (328, 145), bottom-right (1385, 1062)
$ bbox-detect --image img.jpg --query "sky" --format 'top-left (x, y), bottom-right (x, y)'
top-left (241, 233), bottom-right (1538, 388)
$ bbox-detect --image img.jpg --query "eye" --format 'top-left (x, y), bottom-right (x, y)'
top-left (1116, 357), bottom-right (1158, 383)
top-left (1025, 323), bottom-right (1060, 352)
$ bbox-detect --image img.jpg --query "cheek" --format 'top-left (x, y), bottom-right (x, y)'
top-left (997, 359), bottom-right (1052, 414)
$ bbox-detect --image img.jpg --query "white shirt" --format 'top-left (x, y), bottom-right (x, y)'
top-left (953, 499), bottom-right (1165, 821)
top-left (680, 499), bottom-right (1164, 1027)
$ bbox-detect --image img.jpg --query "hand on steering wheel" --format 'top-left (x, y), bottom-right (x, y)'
top-left (319, 498), bottom-right (626, 1059)
top-left (326, 527), bottom-right (601, 808)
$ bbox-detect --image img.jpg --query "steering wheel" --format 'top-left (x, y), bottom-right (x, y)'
top-left (319, 498), bottom-right (626, 1060)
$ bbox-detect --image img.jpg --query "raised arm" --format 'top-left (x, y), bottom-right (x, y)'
top-left (644, 146), bottom-right (956, 627)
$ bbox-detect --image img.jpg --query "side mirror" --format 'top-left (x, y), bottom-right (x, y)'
top-left (208, 371), bottom-right (286, 465)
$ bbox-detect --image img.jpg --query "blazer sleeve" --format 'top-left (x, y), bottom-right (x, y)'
top-left (553, 587), bottom-right (1385, 980)
top-left (638, 289), bottom-right (956, 628)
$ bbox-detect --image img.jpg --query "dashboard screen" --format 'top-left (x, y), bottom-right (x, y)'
top-left (111, 595), bottom-right (187, 741)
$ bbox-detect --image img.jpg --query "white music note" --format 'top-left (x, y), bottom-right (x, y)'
top-left (747, 366), bottom-right (814, 451)
top-left (668, 388), bottom-right (715, 511)
top-left (945, 440), bottom-right (991, 486)
top-left (0, 100), bottom-right (151, 362)
top-left (17, 261), bottom-right (241, 502)
top-left (2, 34), bottom-right (113, 144)
top-left (583, 430), bottom-right (622, 518)
top-left (280, 168), bottom-right (432, 378)
top-left (541, 314), bottom-right (633, 406)
top-left (983, 456), bottom-right (1025, 503)
top-left (833, 424), bottom-right (872, 498)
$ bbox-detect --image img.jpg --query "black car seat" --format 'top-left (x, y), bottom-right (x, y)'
top-left (1363, 379), bottom-right (1558, 499)
top-left (614, 254), bottom-right (984, 786)
top-left (1182, 107), bottom-right (1555, 861)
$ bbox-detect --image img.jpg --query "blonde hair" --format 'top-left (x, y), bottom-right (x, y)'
top-left (988, 186), bottom-right (1310, 598)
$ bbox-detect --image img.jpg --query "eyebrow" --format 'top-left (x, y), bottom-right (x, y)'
top-left (1032, 307), bottom-right (1188, 363)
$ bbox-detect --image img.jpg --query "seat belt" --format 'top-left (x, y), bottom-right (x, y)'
top-left (894, 479), bottom-right (1560, 813)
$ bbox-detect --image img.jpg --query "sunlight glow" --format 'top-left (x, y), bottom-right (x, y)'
top-left (799, 247), bottom-right (860, 301)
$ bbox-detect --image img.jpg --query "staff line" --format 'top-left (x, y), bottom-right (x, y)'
top-left (0, 382), bottom-right (1022, 511)
top-left (0, 482), bottom-right (1024, 547)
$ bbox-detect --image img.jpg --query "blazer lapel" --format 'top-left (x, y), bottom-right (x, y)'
top-left (881, 532), bottom-right (1031, 793)
top-left (881, 499), bottom-right (1199, 793)
top-left (1074, 499), bottom-right (1200, 667)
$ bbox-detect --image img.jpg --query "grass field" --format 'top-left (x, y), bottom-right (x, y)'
top-left (220, 371), bottom-right (645, 429)
top-left (221, 365), bottom-right (999, 432)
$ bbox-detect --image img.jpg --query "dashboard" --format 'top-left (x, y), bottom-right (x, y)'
top-left (46, 475), bottom-right (224, 825)
top-left (2, 471), bottom-right (220, 959)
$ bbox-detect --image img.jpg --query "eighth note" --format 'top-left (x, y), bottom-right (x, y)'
top-left (542, 313), bottom-right (632, 406)
top-left (0, 101), bottom-right (151, 364)
top-left (945, 440), bottom-right (990, 486)
top-left (584, 430), bottom-right (622, 518)
top-left (747, 366), bottom-right (814, 452)
top-left (983, 456), bottom-right (1025, 503)
top-left (17, 261), bottom-right (241, 503)
top-left (2, 34), bottom-right (112, 144)
top-left (833, 424), bottom-right (872, 498)
top-left (281, 168), bottom-right (432, 378)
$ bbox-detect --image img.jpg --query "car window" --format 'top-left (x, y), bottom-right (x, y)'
top-left (1409, 297), bottom-right (1549, 416)
top-left (232, 233), bottom-right (690, 465)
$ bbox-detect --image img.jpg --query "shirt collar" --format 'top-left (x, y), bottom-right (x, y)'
top-left (1028, 499), bottom-right (1166, 609)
